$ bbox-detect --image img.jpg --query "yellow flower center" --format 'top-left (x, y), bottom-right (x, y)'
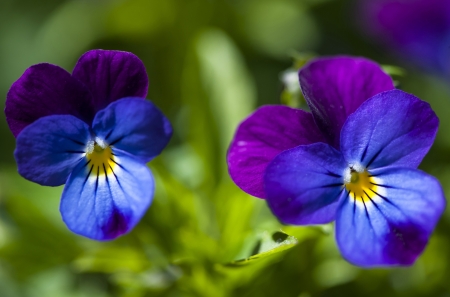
top-left (86, 142), bottom-right (116, 176)
top-left (344, 170), bottom-right (378, 203)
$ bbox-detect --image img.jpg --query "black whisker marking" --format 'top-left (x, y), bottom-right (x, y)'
top-left (366, 148), bottom-right (383, 168)
top-left (64, 150), bottom-right (86, 154)
top-left (320, 183), bottom-right (343, 188)
top-left (370, 182), bottom-right (395, 189)
top-left (361, 145), bottom-right (369, 163)
top-left (110, 158), bottom-right (126, 171)
top-left (324, 171), bottom-right (341, 178)
top-left (109, 136), bottom-right (126, 146)
top-left (83, 164), bottom-right (94, 185)
top-left (94, 166), bottom-right (100, 194)
top-left (104, 129), bottom-right (113, 141)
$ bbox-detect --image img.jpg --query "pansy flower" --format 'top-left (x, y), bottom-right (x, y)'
top-left (6, 50), bottom-right (172, 240)
top-left (227, 56), bottom-right (445, 266)
top-left (359, 0), bottom-right (450, 76)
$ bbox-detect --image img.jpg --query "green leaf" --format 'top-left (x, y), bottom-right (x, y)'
top-left (223, 231), bottom-right (298, 267)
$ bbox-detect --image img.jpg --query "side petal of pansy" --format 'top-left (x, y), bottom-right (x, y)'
top-left (336, 167), bottom-right (445, 267)
top-left (60, 150), bottom-right (154, 240)
top-left (6, 63), bottom-right (94, 137)
top-left (299, 56), bottom-right (394, 148)
top-left (92, 98), bottom-right (173, 163)
top-left (72, 50), bottom-right (149, 113)
top-left (227, 105), bottom-right (326, 198)
top-left (265, 143), bottom-right (347, 224)
top-left (340, 89), bottom-right (438, 170)
top-left (14, 115), bottom-right (91, 186)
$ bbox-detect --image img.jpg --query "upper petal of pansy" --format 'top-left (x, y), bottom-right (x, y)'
top-left (227, 105), bottom-right (327, 199)
top-left (72, 50), bottom-right (149, 112)
top-left (265, 143), bottom-right (347, 225)
top-left (60, 149), bottom-right (154, 240)
top-left (299, 56), bottom-right (394, 148)
top-left (92, 98), bottom-right (172, 163)
top-left (14, 115), bottom-right (90, 186)
top-left (340, 90), bottom-right (438, 170)
top-left (336, 167), bottom-right (445, 267)
top-left (6, 63), bottom-right (94, 137)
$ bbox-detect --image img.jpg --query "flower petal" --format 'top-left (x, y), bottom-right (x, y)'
top-left (227, 105), bottom-right (326, 198)
top-left (340, 90), bottom-right (438, 170)
top-left (265, 143), bottom-right (347, 224)
top-left (92, 98), bottom-right (172, 162)
top-left (6, 63), bottom-right (93, 137)
top-left (299, 56), bottom-right (394, 148)
top-left (60, 149), bottom-right (154, 240)
top-left (360, 0), bottom-right (450, 75)
top-left (14, 115), bottom-right (90, 186)
top-left (72, 49), bottom-right (149, 112)
top-left (336, 167), bottom-right (445, 267)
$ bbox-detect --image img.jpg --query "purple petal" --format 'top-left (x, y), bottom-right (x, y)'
top-left (227, 105), bottom-right (326, 198)
top-left (336, 168), bottom-right (445, 267)
top-left (359, 0), bottom-right (450, 75)
top-left (92, 98), bottom-right (172, 163)
top-left (14, 115), bottom-right (90, 186)
top-left (340, 90), bottom-right (438, 170)
top-left (265, 143), bottom-right (347, 225)
top-left (299, 56), bottom-right (394, 148)
top-left (6, 63), bottom-right (93, 137)
top-left (60, 149), bottom-right (154, 240)
top-left (72, 50), bottom-right (149, 112)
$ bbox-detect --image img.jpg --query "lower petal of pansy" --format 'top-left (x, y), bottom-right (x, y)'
top-left (60, 149), bottom-right (154, 240)
top-left (336, 167), bottom-right (445, 267)
top-left (227, 105), bottom-right (326, 199)
top-left (265, 143), bottom-right (347, 225)
top-left (14, 115), bottom-right (91, 186)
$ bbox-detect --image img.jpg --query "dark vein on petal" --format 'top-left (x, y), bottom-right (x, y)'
top-left (366, 148), bottom-right (383, 168)
top-left (368, 188), bottom-right (402, 212)
top-left (83, 164), bottom-right (94, 185)
top-left (110, 158), bottom-right (126, 171)
top-left (370, 182), bottom-right (396, 189)
top-left (351, 191), bottom-right (356, 225)
top-left (324, 171), bottom-right (342, 178)
top-left (95, 166), bottom-right (99, 194)
top-left (104, 129), bottom-right (114, 141)
top-left (320, 183), bottom-right (344, 188)
top-left (361, 145), bottom-right (369, 163)
top-left (109, 135), bottom-right (126, 146)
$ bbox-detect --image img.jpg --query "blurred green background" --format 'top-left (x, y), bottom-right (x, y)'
top-left (1, 0), bottom-right (450, 296)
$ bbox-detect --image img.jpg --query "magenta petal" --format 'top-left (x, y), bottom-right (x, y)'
top-left (227, 105), bottom-right (326, 198)
top-left (72, 50), bottom-right (149, 112)
top-left (6, 63), bottom-right (93, 137)
top-left (299, 56), bottom-right (395, 148)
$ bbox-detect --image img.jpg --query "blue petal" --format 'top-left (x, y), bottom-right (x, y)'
top-left (265, 143), bottom-right (347, 225)
top-left (92, 98), bottom-right (172, 162)
top-left (60, 149), bottom-right (154, 240)
top-left (14, 115), bottom-right (90, 186)
top-left (340, 90), bottom-right (438, 169)
top-left (336, 168), bottom-right (445, 267)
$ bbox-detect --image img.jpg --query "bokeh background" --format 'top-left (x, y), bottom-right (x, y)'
top-left (1, 0), bottom-right (450, 296)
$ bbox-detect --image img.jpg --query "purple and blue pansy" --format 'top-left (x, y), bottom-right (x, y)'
top-left (227, 56), bottom-right (445, 267)
top-left (6, 50), bottom-right (172, 241)
top-left (359, 0), bottom-right (450, 76)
